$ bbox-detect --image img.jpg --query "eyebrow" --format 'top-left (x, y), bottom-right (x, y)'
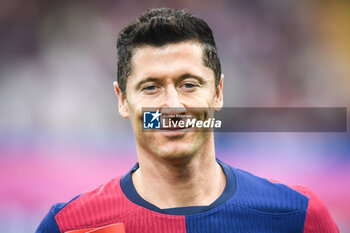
top-left (135, 73), bottom-right (205, 90)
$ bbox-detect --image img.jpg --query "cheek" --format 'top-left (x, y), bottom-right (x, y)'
top-left (184, 91), bottom-right (216, 107)
top-left (128, 92), bottom-right (159, 109)
top-left (126, 95), bottom-right (143, 114)
top-left (125, 104), bottom-right (142, 128)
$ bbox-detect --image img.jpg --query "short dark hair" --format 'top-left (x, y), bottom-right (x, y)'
top-left (117, 8), bottom-right (221, 95)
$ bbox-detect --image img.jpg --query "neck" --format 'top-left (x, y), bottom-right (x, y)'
top-left (132, 138), bottom-right (226, 209)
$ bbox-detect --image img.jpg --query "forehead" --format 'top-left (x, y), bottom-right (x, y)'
top-left (130, 41), bottom-right (208, 79)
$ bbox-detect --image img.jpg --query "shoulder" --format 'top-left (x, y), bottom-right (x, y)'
top-left (287, 185), bottom-right (339, 233)
top-left (230, 167), bottom-right (338, 232)
top-left (36, 176), bottom-right (135, 233)
top-left (231, 167), bottom-right (309, 214)
top-left (35, 195), bottom-right (81, 233)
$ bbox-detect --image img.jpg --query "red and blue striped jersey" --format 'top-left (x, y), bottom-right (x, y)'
top-left (36, 160), bottom-right (338, 233)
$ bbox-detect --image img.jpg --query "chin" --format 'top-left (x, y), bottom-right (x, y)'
top-left (153, 143), bottom-right (198, 160)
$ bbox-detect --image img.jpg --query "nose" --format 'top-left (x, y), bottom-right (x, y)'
top-left (160, 85), bottom-right (186, 116)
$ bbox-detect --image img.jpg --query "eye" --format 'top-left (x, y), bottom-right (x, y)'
top-left (145, 85), bottom-right (156, 91)
top-left (181, 82), bottom-right (199, 91)
top-left (184, 83), bottom-right (196, 88)
top-left (142, 85), bottom-right (159, 94)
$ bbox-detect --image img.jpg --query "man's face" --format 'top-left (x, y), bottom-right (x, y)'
top-left (114, 41), bottom-right (223, 161)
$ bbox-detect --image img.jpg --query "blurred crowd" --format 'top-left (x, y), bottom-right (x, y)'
top-left (1, 0), bottom-right (349, 140)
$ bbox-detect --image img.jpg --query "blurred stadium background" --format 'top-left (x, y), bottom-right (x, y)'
top-left (0, 0), bottom-right (349, 232)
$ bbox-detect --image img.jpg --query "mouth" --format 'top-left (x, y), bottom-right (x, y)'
top-left (158, 125), bottom-right (192, 138)
top-left (160, 127), bottom-right (191, 131)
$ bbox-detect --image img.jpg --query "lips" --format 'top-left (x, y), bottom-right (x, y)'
top-left (159, 127), bottom-right (190, 138)
top-left (160, 127), bottom-right (190, 130)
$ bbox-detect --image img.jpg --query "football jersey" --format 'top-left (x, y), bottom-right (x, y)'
top-left (36, 160), bottom-right (339, 233)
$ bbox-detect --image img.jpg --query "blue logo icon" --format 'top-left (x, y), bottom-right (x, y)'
top-left (143, 110), bottom-right (161, 129)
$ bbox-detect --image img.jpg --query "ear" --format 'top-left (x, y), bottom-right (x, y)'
top-left (214, 74), bottom-right (224, 112)
top-left (113, 81), bottom-right (129, 118)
